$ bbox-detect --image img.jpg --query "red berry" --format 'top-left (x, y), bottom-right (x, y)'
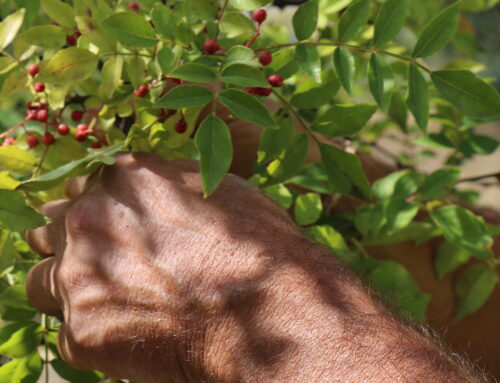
top-left (36, 109), bottom-right (49, 122)
top-left (75, 131), bottom-right (88, 142)
top-left (128, 2), bottom-right (140, 11)
top-left (76, 124), bottom-right (88, 132)
top-left (66, 34), bottom-right (77, 46)
top-left (244, 87), bottom-right (259, 96)
top-left (27, 110), bottom-right (38, 121)
top-left (254, 87), bottom-right (272, 96)
top-left (2, 137), bottom-right (15, 146)
top-left (134, 84), bottom-right (149, 98)
top-left (91, 141), bottom-right (102, 149)
top-left (71, 110), bottom-right (84, 122)
top-left (27, 64), bottom-right (39, 77)
top-left (57, 124), bottom-right (70, 135)
top-left (27, 134), bottom-right (39, 148)
top-left (74, 31), bottom-right (82, 38)
top-left (253, 9), bottom-right (267, 24)
top-left (258, 51), bottom-right (273, 66)
top-left (34, 83), bottom-right (45, 93)
top-left (39, 103), bottom-right (48, 110)
top-left (267, 74), bottom-right (283, 87)
top-left (42, 132), bottom-right (55, 146)
top-left (203, 39), bottom-right (220, 55)
top-left (175, 119), bottom-right (188, 134)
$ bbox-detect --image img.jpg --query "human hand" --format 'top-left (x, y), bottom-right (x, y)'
top-left (26, 153), bottom-right (304, 382)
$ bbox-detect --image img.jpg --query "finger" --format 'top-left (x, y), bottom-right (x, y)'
top-left (65, 176), bottom-right (89, 199)
top-left (26, 257), bottom-right (62, 316)
top-left (27, 200), bottom-right (68, 257)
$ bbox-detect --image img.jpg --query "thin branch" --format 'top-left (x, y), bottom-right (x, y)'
top-left (457, 172), bottom-right (500, 184)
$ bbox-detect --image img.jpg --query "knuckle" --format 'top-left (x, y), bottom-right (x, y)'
top-left (65, 195), bottom-right (105, 237)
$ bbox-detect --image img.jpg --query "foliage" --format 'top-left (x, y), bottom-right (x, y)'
top-left (0, 0), bottom-right (499, 380)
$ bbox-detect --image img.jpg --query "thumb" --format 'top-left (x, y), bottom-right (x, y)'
top-left (26, 257), bottom-right (62, 316)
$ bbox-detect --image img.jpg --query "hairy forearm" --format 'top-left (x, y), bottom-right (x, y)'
top-left (200, 238), bottom-right (476, 383)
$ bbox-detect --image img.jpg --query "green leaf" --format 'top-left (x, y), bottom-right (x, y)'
top-left (263, 184), bottom-right (294, 209)
top-left (460, 134), bottom-right (499, 156)
top-left (156, 85), bottom-right (213, 109)
top-left (333, 47), bottom-right (355, 94)
top-left (0, 146), bottom-right (37, 173)
top-left (41, 0), bottom-right (75, 28)
top-left (0, 352), bottom-right (42, 383)
top-left (289, 163), bottom-right (333, 194)
top-left (338, 0), bottom-right (372, 42)
top-left (291, 70), bottom-right (340, 109)
top-left (18, 145), bottom-right (124, 192)
top-left (218, 89), bottom-right (277, 129)
top-left (195, 115), bottom-right (233, 197)
top-left (295, 43), bottom-right (321, 82)
top-left (157, 45), bottom-right (183, 75)
top-left (0, 285), bottom-right (31, 310)
top-left (431, 70), bottom-right (500, 118)
top-left (0, 230), bottom-right (16, 273)
top-left (18, 25), bottom-right (66, 49)
top-left (304, 225), bottom-right (357, 262)
top-left (0, 322), bottom-right (43, 358)
top-left (373, 0), bottom-right (408, 46)
top-left (102, 12), bottom-right (157, 47)
top-left (229, 0), bottom-right (273, 11)
top-left (257, 111), bottom-right (295, 163)
top-left (455, 264), bottom-right (497, 320)
top-left (368, 53), bottom-right (394, 113)
top-left (417, 167), bottom-right (460, 201)
top-left (262, 132), bottom-right (309, 186)
top-left (221, 64), bottom-right (269, 87)
top-left (388, 91), bottom-right (408, 131)
top-left (100, 55), bottom-right (124, 99)
top-left (151, 4), bottom-right (177, 40)
top-left (51, 359), bottom-right (103, 383)
top-left (320, 143), bottom-right (371, 201)
top-left (0, 190), bottom-right (48, 231)
top-left (412, 1), bottom-right (461, 58)
top-left (37, 47), bottom-right (98, 87)
top-left (393, 171), bottom-right (424, 198)
top-left (312, 103), bottom-right (376, 138)
top-left (431, 206), bottom-right (493, 260)
top-left (0, 9), bottom-right (25, 50)
top-left (295, 193), bottom-right (322, 226)
top-left (223, 45), bottom-right (257, 68)
top-left (385, 199), bottom-right (419, 235)
top-left (293, 0), bottom-right (319, 41)
top-left (170, 63), bottom-right (216, 83)
top-left (220, 12), bottom-right (256, 38)
top-left (370, 261), bottom-right (431, 322)
top-left (406, 64), bottom-right (429, 132)
top-left (435, 241), bottom-right (471, 280)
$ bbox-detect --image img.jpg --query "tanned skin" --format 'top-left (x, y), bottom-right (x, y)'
top-left (24, 152), bottom-right (483, 382)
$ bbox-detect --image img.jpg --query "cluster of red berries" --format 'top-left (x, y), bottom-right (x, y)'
top-left (134, 84), bottom-right (150, 98)
top-left (0, 64), bottom-right (105, 148)
top-left (128, 2), bottom-right (140, 12)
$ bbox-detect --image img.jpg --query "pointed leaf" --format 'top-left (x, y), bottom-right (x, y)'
top-left (0, 9), bottom-right (25, 50)
top-left (338, 0), bottom-right (372, 42)
top-left (102, 12), bottom-right (157, 47)
top-left (435, 241), bottom-right (471, 280)
top-left (431, 206), bottom-right (493, 260)
top-left (373, 0), bottom-right (408, 46)
top-left (41, 0), bottom-right (75, 28)
top-left (431, 70), bottom-right (500, 118)
top-left (195, 115), bottom-right (233, 197)
top-left (293, 0), bottom-right (319, 41)
top-left (221, 64), bottom-right (268, 87)
top-left (18, 25), bottom-right (67, 49)
top-left (455, 264), bottom-right (497, 320)
top-left (412, 1), bottom-right (461, 58)
top-left (0, 146), bottom-right (37, 173)
top-left (156, 85), bottom-right (213, 109)
top-left (218, 89), bottom-right (277, 129)
top-left (0, 190), bottom-right (48, 231)
top-left (171, 63), bottom-right (216, 83)
top-left (406, 64), bottom-right (429, 131)
top-left (417, 167), bottom-right (460, 201)
top-left (320, 143), bottom-right (371, 201)
top-left (334, 47), bottom-right (355, 94)
top-left (368, 53), bottom-right (394, 113)
top-left (37, 47), bottom-right (98, 87)
top-left (312, 103), bottom-right (376, 138)
top-left (295, 193), bottom-right (322, 226)
top-left (229, 0), bottom-right (273, 11)
top-left (257, 111), bottom-right (295, 163)
top-left (295, 44), bottom-right (321, 82)
top-left (262, 133), bottom-right (309, 186)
